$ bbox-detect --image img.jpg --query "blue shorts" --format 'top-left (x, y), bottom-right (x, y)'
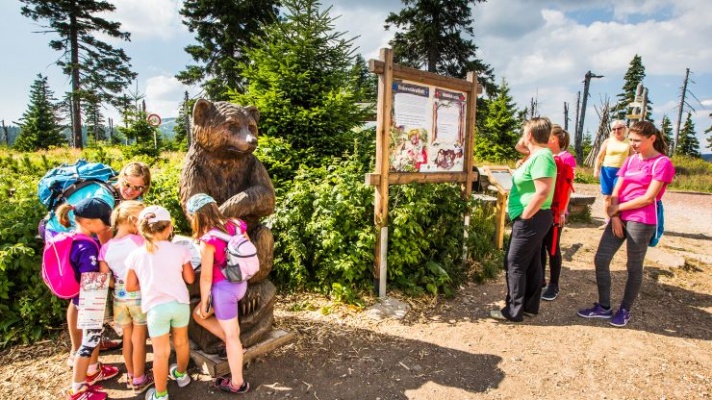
top-left (211, 279), bottom-right (247, 321)
top-left (146, 301), bottom-right (190, 337)
top-left (599, 166), bottom-right (620, 195)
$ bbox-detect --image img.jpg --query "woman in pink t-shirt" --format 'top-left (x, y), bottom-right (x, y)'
top-left (578, 121), bottom-right (674, 327)
top-left (186, 193), bottom-right (250, 394)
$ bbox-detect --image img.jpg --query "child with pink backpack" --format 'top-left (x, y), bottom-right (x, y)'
top-left (50, 197), bottom-right (119, 400)
top-left (187, 193), bottom-right (251, 394)
top-left (98, 200), bottom-right (155, 394)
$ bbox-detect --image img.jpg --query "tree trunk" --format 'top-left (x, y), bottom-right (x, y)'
top-left (70, 6), bottom-right (82, 149)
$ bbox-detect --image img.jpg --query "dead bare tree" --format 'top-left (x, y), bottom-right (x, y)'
top-left (585, 99), bottom-right (611, 167)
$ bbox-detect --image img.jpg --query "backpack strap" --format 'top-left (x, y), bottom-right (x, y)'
top-left (209, 229), bottom-right (234, 243)
top-left (48, 179), bottom-right (120, 211)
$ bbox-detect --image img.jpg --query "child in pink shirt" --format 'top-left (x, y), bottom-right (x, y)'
top-left (125, 205), bottom-right (195, 400)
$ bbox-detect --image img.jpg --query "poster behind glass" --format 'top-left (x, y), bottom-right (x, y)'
top-left (389, 81), bottom-right (466, 173)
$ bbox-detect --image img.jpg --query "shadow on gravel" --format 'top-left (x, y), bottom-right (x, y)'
top-left (242, 318), bottom-right (505, 399)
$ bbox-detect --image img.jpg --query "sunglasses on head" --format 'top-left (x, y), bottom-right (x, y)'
top-left (122, 181), bottom-right (145, 192)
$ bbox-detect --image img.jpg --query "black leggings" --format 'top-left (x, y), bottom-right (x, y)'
top-left (540, 223), bottom-right (563, 287)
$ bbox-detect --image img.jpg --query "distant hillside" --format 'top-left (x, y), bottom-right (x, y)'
top-left (158, 117), bottom-right (178, 140)
top-left (702, 154), bottom-right (712, 162)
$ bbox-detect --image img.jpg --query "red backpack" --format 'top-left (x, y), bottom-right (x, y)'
top-left (41, 232), bottom-right (98, 299)
top-left (549, 156), bottom-right (575, 255)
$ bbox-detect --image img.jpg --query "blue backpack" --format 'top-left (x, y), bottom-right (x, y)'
top-left (38, 159), bottom-right (119, 211)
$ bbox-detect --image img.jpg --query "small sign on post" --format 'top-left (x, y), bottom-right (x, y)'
top-left (480, 166), bottom-right (513, 249)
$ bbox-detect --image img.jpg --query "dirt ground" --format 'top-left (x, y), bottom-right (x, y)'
top-left (1, 184), bottom-right (711, 400)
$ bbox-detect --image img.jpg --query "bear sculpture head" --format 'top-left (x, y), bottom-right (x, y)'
top-left (192, 99), bottom-right (260, 157)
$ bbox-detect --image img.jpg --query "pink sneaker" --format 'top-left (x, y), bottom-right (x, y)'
top-left (67, 385), bottom-right (107, 400)
top-left (86, 362), bottom-right (119, 385)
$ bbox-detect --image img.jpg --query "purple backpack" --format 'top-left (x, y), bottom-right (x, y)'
top-left (41, 232), bottom-right (98, 299)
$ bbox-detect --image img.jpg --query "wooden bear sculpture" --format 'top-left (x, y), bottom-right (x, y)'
top-left (180, 99), bottom-right (277, 350)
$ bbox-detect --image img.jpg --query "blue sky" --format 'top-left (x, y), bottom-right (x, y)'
top-left (1, 0), bottom-right (710, 152)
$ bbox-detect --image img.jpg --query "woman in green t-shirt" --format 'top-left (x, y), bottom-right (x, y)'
top-left (490, 117), bottom-right (557, 322)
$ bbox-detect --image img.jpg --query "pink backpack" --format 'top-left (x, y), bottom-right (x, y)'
top-left (41, 232), bottom-right (98, 299)
top-left (209, 227), bottom-right (259, 283)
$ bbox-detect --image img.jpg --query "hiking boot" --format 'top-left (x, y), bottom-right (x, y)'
top-left (541, 285), bottom-right (559, 301)
top-left (86, 362), bottom-right (119, 385)
top-left (67, 385), bottom-right (107, 400)
top-left (169, 364), bottom-right (191, 387)
top-left (145, 388), bottom-right (168, 400)
top-left (215, 376), bottom-right (250, 394)
top-left (609, 307), bottom-right (631, 327)
top-left (577, 303), bottom-right (613, 319)
top-left (133, 372), bottom-right (156, 394)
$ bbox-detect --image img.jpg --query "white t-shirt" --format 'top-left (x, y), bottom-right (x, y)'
top-left (99, 234), bottom-right (144, 301)
top-left (125, 240), bottom-right (192, 313)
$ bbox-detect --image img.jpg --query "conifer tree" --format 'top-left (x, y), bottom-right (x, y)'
top-left (177, 0), bottom-right (280, 100)
top-left (660, 115), bottom-right (674, 155)
top-left (173, 91), bottom-right (193, 147)
top-left (676, 112), bottom-right (701, 157)
top-left (84, 93), bottom-right (106, 142)
top-left (474, 79), bottom-right (520, 161)
top-left (231, 0), bottom-right (367, 158)
top-left (20, 0), bottom-right (137, 149)
top-left (14, 74), bottom-right (66, 151)
top-left (611, 55), bottom-right (653, 122)
top-left (384, 0), bottom-right (495, 93)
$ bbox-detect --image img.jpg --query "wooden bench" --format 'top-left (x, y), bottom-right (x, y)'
top-left (567, 193), bottom-right (596, 223)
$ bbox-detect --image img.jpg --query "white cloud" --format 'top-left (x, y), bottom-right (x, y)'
top-left (144, 75), bottom-right (189, 118)
top-left (109, 0), bottom-right (185, 41)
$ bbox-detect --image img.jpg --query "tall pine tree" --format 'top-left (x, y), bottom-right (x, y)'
top-left (705, 112), bottom-right (712, 153)
top-left (611, 55), bottom-right (653, 123)
top-left (660, 115), bottom-right (674, 155)
top-left (14, 74), bottom-right (66, 151)
top-left (676, 112), bottom-right (701, 157)
top-left (177, 0), bottom-right (280, 100)
top-left (231, 0), bottom-right (367, 158)
top-left (474, 79), bottom-right (521, 161)
top-left (84, 92), bottom-right (107, 143)
top-left (20, 0), bottom-right (137, 149)
top-left (384, 0), bottom-right (495, 93)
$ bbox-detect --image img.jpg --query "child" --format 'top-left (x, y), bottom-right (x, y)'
top-left (125, 205), bottom-right (195, 400)
top-left (540, 125), bottom-right (576, 301)
top-left (187, 193), bottom-right (250, 394)
top-left (55, 198), bottom-right (119, 400)
top-left (98, 200), bottom-right (155, 394)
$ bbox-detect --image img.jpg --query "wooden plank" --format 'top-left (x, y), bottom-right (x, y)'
top-left (189, 329), bottom-right (297, 378)
top-left (366, 172), bottom-right (468, 186)
top-left (369, 59), bottom-right (481, 94)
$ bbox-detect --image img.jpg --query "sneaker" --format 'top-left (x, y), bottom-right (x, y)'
top-left (577, 303), bottom-right (613, 319)
top-left (541, 285), bottom-right (559, 301)
top-left (67, 385), bottom-right (107, 400)
top-left (145, 387), bottom-right (169, 400)
top-left (609, 307), bottom-right (631, 327)
top-left (86, 362), bottom-right (120, 385)
top-left (215, 376), bottom-right (250, 394)
top-left (133, 372), bottom-right (156, 394)
top-left (99, 337), bottom-right (122, 352)
top-left (169, 364), bottom-right (191, 387)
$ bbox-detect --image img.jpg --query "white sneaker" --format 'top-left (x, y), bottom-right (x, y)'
top-left (145, 387), bottom-right (168, 400)
top-left (168, 364), bottom-right (191, 387)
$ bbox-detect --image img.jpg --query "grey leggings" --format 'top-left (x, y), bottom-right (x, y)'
top-left (594, 221), bottom-right (656, 311)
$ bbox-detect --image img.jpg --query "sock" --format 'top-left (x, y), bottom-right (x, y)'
top-left (173, 369), bottom-right (186, 378)
top-left (87, 363), bottom-right (99, 375)
top-left (71, 382), bottom-right (85, 393)
top-left (156, 390), bottom-right (168, 398)
top-left (133, 375), bottom-right (146, 385)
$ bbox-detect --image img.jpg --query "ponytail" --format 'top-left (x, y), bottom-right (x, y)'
top-left (56, 203), bottom-right (74, 228)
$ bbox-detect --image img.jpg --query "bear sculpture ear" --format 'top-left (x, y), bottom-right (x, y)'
top-left (245, 105), bottom-right (260, 124)
top-left (193, 99), bottom-right (214, 126)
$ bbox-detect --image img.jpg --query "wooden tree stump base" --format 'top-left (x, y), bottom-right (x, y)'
top-left (189, 329), bottom-right (297, 378)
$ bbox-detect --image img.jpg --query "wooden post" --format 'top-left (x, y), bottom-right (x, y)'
top-left (373, 48), bottom-right (394, 298)
top-left (461, 72), bottom-right (479, 260)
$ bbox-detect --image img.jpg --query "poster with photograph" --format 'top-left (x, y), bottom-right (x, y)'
top-left (389, 81), bottom-right (467, 173)
top-left (77, 272), bottom-right (110, 330)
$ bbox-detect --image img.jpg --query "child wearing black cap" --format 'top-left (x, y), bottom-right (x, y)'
top-left (55, 197), bottom-right (119, 400)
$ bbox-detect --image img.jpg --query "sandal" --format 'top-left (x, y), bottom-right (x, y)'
top-left (215, 376), bottom-right (249, 394)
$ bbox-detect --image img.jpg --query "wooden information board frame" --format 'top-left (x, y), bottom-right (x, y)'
top-left (479, 166), bottom-right (514, 249)
top-left (365, 48), bottom-right (481, 297)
